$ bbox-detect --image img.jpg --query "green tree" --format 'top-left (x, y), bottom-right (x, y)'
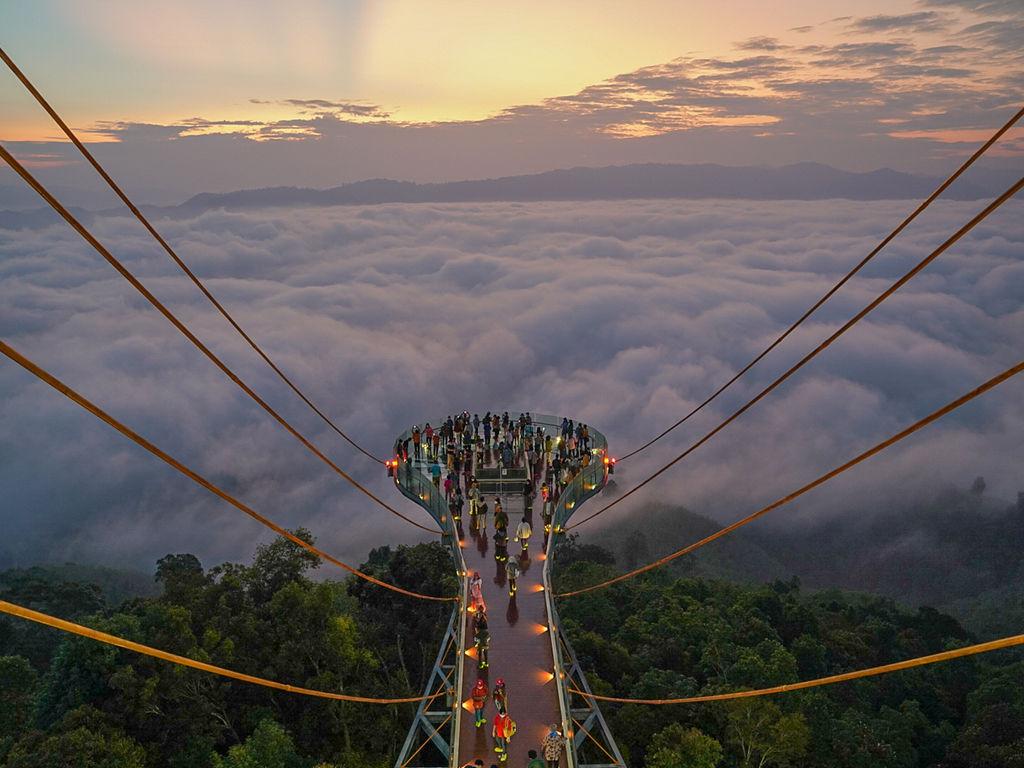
top-left (0, 655), bottom-right (38, 759)
top-left (646, 723), bottom-right (723, 768)
top-left (5, 706), bottom-right (145, 768)
top-left (212, 719), bottom-right (306, 768)
top-left (245, 530), bottom-right (320, 603)
top-left (726, 698), bottom-right (809, 768)
top-left (155, 554), bottom-right (209, 605)
top-left (0, 570), bottom-right (105, 669)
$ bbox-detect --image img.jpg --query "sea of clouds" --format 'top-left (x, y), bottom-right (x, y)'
top-left (1, 197), bottom-right (1022, 573)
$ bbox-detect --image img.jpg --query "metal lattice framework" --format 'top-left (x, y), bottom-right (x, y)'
top-left (393, 607), bottom-right (463, 768)
top-left (390, 440), bottom-right (468, 768)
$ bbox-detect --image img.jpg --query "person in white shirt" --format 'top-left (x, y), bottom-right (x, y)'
top-left (514, 519), bottom-right (532, 555)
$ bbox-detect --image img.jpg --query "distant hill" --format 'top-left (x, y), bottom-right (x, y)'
top-left (591, 502), bottom-right (790, 584)
top-left (0, 562), bottom-right (159, 606)
top-left (3, 162), bottom-right (1018, 225)
top-left (596, 483), bottom-right (1024, 636)
top-left (167, 162), bottom-right (1005, 213)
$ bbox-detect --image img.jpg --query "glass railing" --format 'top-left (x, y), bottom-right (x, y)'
top-left (539, 421), bottom-right (609, 768)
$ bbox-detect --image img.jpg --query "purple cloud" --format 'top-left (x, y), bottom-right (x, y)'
top-left (1, 196), bottom-right (1021, 572)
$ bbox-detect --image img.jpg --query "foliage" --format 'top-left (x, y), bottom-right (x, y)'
top-left (553, 544), bottom-right (1024, 768)
top-left (4, 706), bottom-right (146, 768)
top-left (0, 536), bottom-right (453, 767)
top-left (646, 723), bottom-right (723, 768)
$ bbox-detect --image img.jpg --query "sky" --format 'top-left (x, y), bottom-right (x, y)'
top-left (1, 196), bottom-right (1021, 572)
top-left (1, 0), bottom-right (1022, 203)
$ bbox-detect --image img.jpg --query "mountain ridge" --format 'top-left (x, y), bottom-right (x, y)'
top-left (169, 161), bottom-right (1004, 213)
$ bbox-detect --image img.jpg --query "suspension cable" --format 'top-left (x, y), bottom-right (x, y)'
top-left (569, 176), bottom-right (1024, 530)
top-left (0, 340), bottom-right (453, 602)
top-left (568, 632), bottom-right (1024, 704)
top-left (557, 358), bottom-right (1024, 596)
top-left (0, 47), bottom-right (383, 465)
top-left (0, 145), bottom-right (436, 535)
top-left (0, 600), bottom-right (447, 703)
top-left (619, 105), bottom-right (1024, 462)
top-left (400, 714), bottom-right (453, 767)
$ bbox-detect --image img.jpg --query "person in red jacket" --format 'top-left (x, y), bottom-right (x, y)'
top-left (492, 711), bottom-right (514, 761)
top-left (471, 678), bottom-right (488, 728)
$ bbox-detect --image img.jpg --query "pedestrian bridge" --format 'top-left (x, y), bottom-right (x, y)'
top-left (390, 414), bottom-right (624, 768)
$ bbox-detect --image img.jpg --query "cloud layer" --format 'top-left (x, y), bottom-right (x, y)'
top-left (1, 196), bottom-right (1022, 572)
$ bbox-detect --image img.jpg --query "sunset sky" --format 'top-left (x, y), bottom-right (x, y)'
top-left (4, 0), bottom-right (940, 136)
top-left (1, 0), bottom-right (1022, 199)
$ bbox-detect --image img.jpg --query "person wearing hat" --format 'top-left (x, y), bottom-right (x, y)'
top-left (492, 710), bottom-right (515, 761)
top-left (492, 678), bottom-right (508, 715)
top-left (471, 678), bottom-right (489, 728)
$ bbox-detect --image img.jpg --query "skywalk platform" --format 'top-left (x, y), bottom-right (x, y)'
top-left (390, 414), bottom-right (624, 768)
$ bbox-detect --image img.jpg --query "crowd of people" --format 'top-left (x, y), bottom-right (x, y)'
top-left (393, 411), bottom-right (599, 550)
top-left (396, 412), bottom-right (599, 766)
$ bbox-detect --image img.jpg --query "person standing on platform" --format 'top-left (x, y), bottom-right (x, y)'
top-left (474, 610), bottom-right (490, 670)
top-left (454, 488), bottom-right (464, 523)
top-left (527, 751), bottom-right (545, 768)
top-left (492, 678), bottom-right (509, 715)
top-left (470, 572), bottom-right (485, 613)
top-left (492, 711), bottom-right (515, 762)
top-left (505, 557), bottom-right (520, 597)
top-left (430, 460), bottom-right (442, 488)
top-left (494, 499), bottom-right (508, 535)
top-left (478, 498), bottom-right (489, 534)
top-left (471, 679), bottom-right (489, 728)
top-left (494, 528), bottom-right (508, 563)
top-left (542, 725), bottom-right (565, 767)
top-left (412, 426), bottom-right (422, 460)
top-left (514, 518), bottom-right (532, 555)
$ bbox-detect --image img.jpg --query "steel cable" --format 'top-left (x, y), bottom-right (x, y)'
top-left (619, 105), bottom-right (1023, 461)
top-left (557, 358), bottom-right (1024, 596)
top-left (570, 176), bottom-right (1024, 530)
top-left (0, 145), bottom-right (436, 535)
top-left (0, 340), bottom-right (453, 602)
top-left (0, 600), bottom-right (448, 703)
top-left (568, 632), bottom-right (1024, 704)
top-left (0, 46), bottom-right (383, 464)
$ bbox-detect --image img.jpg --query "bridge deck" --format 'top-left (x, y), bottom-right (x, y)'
top-left (456, 485), bottom-right (561, 766)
